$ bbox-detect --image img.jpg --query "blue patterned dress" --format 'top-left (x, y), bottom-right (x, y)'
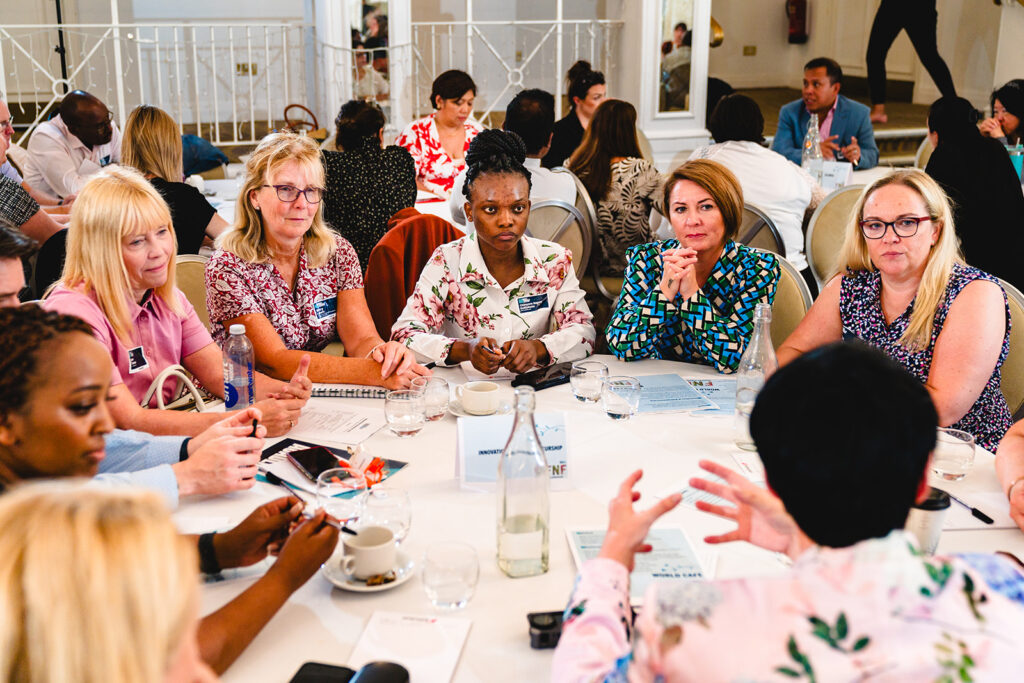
top-left (839, 263), bottom-right (1012, 451)
top-left (605, 240), bottom-right (780, 373)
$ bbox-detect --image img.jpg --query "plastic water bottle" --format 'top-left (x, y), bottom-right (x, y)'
top-left (801, 113), bottom-right (824, 182)
top-left (223, 324), bottom-right (255, 410)
top-left (497, 386), bottom-right (550, 578)
top-left (735, 303), bottom-right (778, 451)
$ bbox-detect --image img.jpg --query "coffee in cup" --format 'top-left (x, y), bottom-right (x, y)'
top-left (455, 381), bottom-right (500, 415)
top-left (342, 525), bottom-right (396, 580)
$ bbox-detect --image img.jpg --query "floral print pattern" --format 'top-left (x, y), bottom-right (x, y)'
top-left (552, 532), bottom-right (1024, 682)
top-left (839, 263), bottom-right (1012, 451)
top-left (205, 233), bottom-right (363, 350)
top-left (390, 235), bottom-right (595, 366)
top-left (395, 113), bottom-right (483, 198)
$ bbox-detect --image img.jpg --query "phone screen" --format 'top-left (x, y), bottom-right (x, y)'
top-left (287, 446), bottom-right (343, 482)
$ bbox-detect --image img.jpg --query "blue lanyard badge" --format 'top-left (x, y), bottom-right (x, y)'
top-left (312, 297), bottom-right (338, 320)
top-left (516, 293), bottom-right (549, 314)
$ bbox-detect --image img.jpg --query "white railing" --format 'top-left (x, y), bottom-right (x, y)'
top-left (409, 19), bottom-right (622, 125)
top-left (0, 22), bottom-right (310, 146)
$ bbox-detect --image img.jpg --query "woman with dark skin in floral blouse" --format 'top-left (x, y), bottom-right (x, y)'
top-left (206, 132), bottom-right (430, 388)
top-left (605, 159), bottom-right (779, 373)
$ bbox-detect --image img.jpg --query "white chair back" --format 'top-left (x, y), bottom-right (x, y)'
top-left (751, 249), bottom-right (812, 350)
top-left (526, 199), bottom-right (590, 280)
top-left (805, 185), bottom-right (864, 288)
top-left (175, 254), bottom-right (211, 330)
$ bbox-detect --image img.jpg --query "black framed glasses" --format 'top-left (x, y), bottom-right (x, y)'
top-left (859, 216), bottom-right (932, 240)
top-left (262, 184), bottom-right (323, 203)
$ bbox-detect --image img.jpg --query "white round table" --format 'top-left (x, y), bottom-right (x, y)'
top-left (176, 355), bottom-right (1024, 682)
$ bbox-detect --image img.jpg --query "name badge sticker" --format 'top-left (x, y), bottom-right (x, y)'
top-left (516, 293), bottom-right (549, 314)
top-left (312, 297), bottom-right (337, 320)
top-left (127, 346), bottom-right (150, 374)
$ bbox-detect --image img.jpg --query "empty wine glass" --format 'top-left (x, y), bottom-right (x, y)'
top-left (316, 467), bottom-right (367, 524)
top-left (412, 376), bottom-right (450, 421)
top-left (931, 428), bottom-right (975, 481)
top-left (359, 486), bottom-right (412, 544)
top-left (601, 376), bottom-right (641, 420)
top-left (385, 389), bottom-right (425, 436)
top-left (422, 542), bottom-right (479, 611)
top-left (570, 360), bottom-right (608, 402)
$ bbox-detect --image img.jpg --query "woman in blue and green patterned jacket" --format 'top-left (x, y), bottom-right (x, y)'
top-left (605, 159), bottom-right (780, 372)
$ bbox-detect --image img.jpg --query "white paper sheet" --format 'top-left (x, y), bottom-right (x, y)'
top-left (288, 406), bottom-right (386, 446)
top-left (347, 611), bottom-right (471, 683)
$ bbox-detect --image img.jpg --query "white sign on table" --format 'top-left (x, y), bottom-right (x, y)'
top-left (455, 412), bottom-right (569, 490)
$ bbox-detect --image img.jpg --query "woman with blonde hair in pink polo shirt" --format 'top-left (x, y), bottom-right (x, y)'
top-left (43, 165), bottom-right (311, 437)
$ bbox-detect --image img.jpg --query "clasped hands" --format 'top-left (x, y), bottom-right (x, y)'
top-left (820, 134), bottom-right (861, 166)
top-left (470, 337), bottom-right (549, 375)
top-left (370, 340), bottom-right (432, 390)
top-left (660, 247), bottom-right (700, 301)
top-left (598, 462), bottom-right (810, 571)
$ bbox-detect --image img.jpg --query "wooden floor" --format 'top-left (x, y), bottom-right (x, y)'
top-left (740, 87), bottom-right (931, 137)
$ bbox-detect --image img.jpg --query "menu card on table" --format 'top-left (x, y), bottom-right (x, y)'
top-left (637, 374), bottom-right (717, 413)
top-left (686, 377), bottom-right (736, 416)
top-left (348, 611), bottom-right (471, 683)
top-left (566, 527), bottom-right (712, 604)
top-left (455, 412), bottom-right (570, 491)
top-left (288, 405), bottom-right (387, 446)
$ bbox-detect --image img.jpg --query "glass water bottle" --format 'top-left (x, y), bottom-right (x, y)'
top-left (497, 386), bottom-right (550, 577)
top-left (735, 303), bottom-right (778, 451)
top-left (801, 113), bottom-right (824, 182)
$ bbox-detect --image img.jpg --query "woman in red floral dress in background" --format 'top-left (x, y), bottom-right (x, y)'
top-left (396, 70), bottom-right (483, 198)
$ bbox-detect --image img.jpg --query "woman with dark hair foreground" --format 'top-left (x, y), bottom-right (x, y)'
top-left (391, 129), bottom-right (595, 374)
top-left (554, 342), bottom-right (1024, 680)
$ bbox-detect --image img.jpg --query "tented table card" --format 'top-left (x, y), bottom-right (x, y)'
top-left (456, 412), bottom-right (570, 491)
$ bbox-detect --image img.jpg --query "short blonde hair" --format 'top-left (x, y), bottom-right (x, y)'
top-left (836, 168), bottom-right (962, 350)
top-left (217, 131), bottom-right (336, 268)
top-left (662, 159), bottom-right (744, 241)
top-left (58, 165), bottom-right (180, 343)
top-left (122, 104), bottom-right (183, 182)
top-left (0, 482), bottom-right (197, 683)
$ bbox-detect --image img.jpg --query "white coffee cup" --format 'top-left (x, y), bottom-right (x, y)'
top-left (455, 381), bottom-right (499, 415)
top-left (341, 525), bottom-right (396, 579)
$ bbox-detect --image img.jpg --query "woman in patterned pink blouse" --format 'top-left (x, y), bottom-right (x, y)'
top-left (206, 132), bottom-right (430, 388)
top-left (395, 70), bottom-right (483, 198)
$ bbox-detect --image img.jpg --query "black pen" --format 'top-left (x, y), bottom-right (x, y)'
top-left (262, 470), bottom-right (357, 534)
top-left (250, 419), bottom-right (258, 437)
top-left (941, 489), bottom-right (994, 525)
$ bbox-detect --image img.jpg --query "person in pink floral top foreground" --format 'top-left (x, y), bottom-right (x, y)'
top-left (391, 129), bottom-right (595, 375)
top-left (554, 342), bottom-right (1024, 681)
top-left (206, 131), bottom-right (429, 388)
top-left (395, 69), bottom-right (483, 198)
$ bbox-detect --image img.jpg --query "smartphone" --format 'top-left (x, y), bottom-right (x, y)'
top-left (511, 361), bottom-right (573, 391)
top-left (289, 661), bottom-right (355, 682)
top-left (287, 446), bottom-right (343, 482)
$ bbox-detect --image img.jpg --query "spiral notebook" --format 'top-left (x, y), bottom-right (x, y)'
top-left (311, 383), bottom-right (387, 399)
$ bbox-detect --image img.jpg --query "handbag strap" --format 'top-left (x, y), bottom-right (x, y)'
top-left (140, 364), bottom-right (207, 412)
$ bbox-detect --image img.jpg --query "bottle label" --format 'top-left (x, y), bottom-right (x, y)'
top-left (247, 361), bottom-right (255, 406)
top-left (225, 381), bottom-right (240, 408)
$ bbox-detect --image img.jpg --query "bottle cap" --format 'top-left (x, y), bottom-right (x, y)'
top-left (229, 324), bottom-right (246, 335)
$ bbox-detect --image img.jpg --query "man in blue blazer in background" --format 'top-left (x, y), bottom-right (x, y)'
top-left (772, 57), bottom-right (879, 170)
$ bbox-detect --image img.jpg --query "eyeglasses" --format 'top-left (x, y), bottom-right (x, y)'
top-left (859, 216), bottom-right (932, 240)
top-left (262, 184), bottom-right (323, 204)
top-left (0, 118), bottom-right (12, 133)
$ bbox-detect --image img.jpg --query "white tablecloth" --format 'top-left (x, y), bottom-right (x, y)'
top-left (176, 355), bottom-right (1024, 682)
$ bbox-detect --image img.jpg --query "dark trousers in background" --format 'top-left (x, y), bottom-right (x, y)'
top-left (866, 0), bottom-right (957, 105)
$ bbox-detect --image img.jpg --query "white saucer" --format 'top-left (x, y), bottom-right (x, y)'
top-left (448, 399), bottom-right (513, 418)
top-left (322, 549), bottom-right (416, 593)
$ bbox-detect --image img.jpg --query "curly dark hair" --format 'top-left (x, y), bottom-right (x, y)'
top-left (461, 129), bottom-right (532, 202)
top-left (0, 305), bottom-right (94, 418)
top-left (334, 99), bottom-right (385, 151)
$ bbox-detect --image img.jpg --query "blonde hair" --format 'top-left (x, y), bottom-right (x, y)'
top-left (58, 165), bottom-right (180, 343)
top-left (0, 483), bottom-right (197, 683)
top-left (217, 131), bottom-right (336, 268)
top-left (122, 105), bottom-right (183, 182)
top-left (836, 168), bottom-right (962, 350)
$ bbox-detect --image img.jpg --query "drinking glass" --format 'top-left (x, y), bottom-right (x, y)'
top-left (931, 428), bottom-right (976, 481)
top-left (569, 360), bottom-right (608, 402)
top-left (385, 389), bottom-right (425, 436)
top-left (359, 486), bottom-right (412, 544)
top-left (601, 376), bottom-right (641, 420)
top-left (412, 376), bottom-right (450, 421)
top-left (316, 467), bottom-right (367, 524)
top-left (422, 542), bottom-right (479, 611)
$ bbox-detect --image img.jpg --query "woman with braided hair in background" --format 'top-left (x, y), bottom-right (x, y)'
top-left (391, 129), bottom-right (595, 375)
